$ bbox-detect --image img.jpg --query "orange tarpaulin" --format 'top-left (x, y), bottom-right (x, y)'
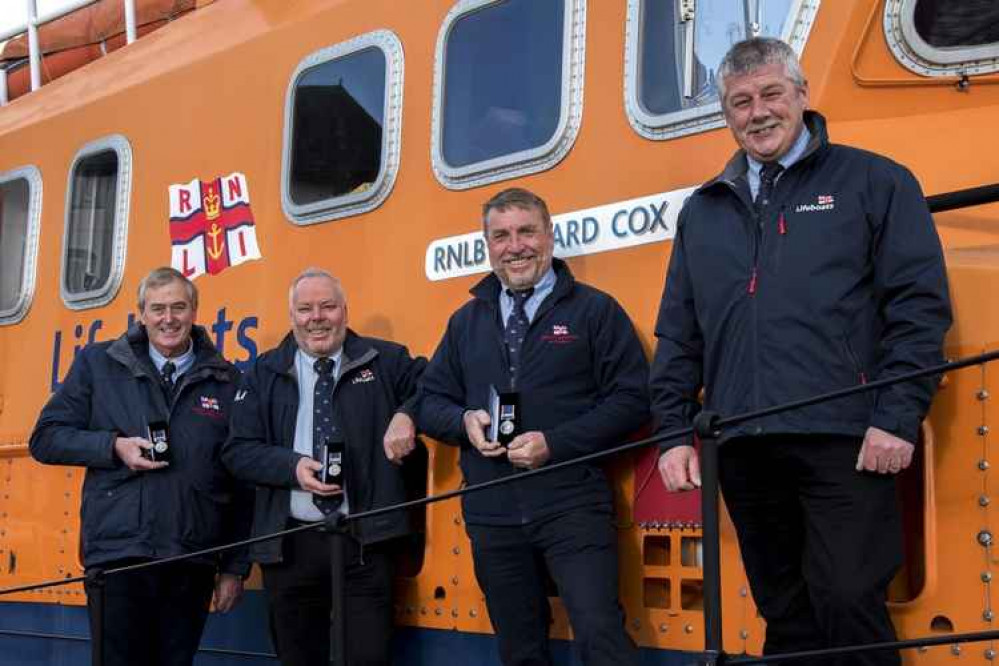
top-left (1, 0), bottom-right (197, 61)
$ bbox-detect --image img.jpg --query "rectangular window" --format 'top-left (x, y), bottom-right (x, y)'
top-left (0, 167), bottom-right (41, 325)
top-left (432, 0), bottom-right (585, 189)
top-left (886, 0), bottom-right (999, 76)
top-left (62, 135), bottom-right (131, 309)
top-left (282, 30), bottom-right (403, 225)
top-left (625, 0), bottom-right (819, 140)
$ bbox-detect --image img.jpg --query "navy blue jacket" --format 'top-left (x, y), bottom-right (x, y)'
top-left (222, 330), bottom-right (426, 563)
top-left (30, 325), bottom-right (252, 574)
top-left (419, 259), bottom-right (650, 525)
top-left (651, 111), bottom-right (952, 448)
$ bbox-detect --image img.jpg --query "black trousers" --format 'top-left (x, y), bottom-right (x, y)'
top-left (719, 435), bottom-right (903, 666)
top-left (465, 507), bottom-right (638, 666)
top-left (84, 559), bottom-right (216, 666)
top-left (261, 526), bottom-right (395, 666)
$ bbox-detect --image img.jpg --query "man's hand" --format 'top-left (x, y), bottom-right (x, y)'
top-left (506, 431), bottom-right (550, 470)
top-left (658, 445), bottom-right (701, 492)
top-left (463, 409), bottom-right (505, 458)
top-left (211, 573), bottom-right (244, 613)
top-left (383, 412), bottom-right (416, 465)
top-left (114, 436), bottom-right (168, 471)
top-left (295, 457), bottom-right (343, 496)
top-left (856, 426), bottom-right (914, 474)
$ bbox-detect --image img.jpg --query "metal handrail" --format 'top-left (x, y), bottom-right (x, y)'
top-left (0, 0), bottom-right (137, 104)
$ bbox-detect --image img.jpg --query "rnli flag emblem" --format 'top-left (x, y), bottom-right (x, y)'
top-left (199, 396), bottom-right (220, 412)
top-left (168, 172), bottom-right (263, 280)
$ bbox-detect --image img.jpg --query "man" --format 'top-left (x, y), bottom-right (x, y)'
top-left (651, 38), bottom-right (952, 665)
top-left (419, 187), bottom-right (649, 666)
top-left (30, 266), bottom-right (251, 666)
top-left (222, 268), bottom-right (426, 666)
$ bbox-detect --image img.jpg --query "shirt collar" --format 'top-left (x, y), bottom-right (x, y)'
top-left (297, 347), bottom-right (343, 374)
top-left (148, 340), bottom-right (194, 374)
top-left (747, 124), bottom-right (812, 180)
top-left (496, 266), bottom-right (557, 299)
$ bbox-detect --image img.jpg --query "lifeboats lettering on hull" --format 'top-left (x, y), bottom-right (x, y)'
top-left (48, 308), bottom-right (259, 392)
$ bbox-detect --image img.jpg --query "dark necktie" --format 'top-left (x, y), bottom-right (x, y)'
top-left (755, 161), bottom-right (784, 216)
top-left (505, 288), bottom-right (534, 383)
top-left (313, 357), bottom-right (342, 515)
top-left (161, 361), bottom-right (177, 394)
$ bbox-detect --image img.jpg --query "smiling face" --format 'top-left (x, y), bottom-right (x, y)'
top-left (290, 276), bottom-right (348, 357)
top-left (721, 62), bottom-right (809, 164)
top-left (139, 280), bottom-right (196, 358)
top-left (485, 204), bottom-right (555, 291)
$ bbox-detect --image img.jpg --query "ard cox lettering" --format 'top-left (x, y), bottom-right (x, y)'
top-left (423, 188), bottom-right (696, 282)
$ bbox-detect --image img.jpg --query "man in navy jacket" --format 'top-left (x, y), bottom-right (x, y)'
top-left (419, 188), bottom-right (649, 666)
top-left (222, 268), bottom-right (426, 666)
top-left (30, 267), bottom-right (251, 666)
top-left (651, 38), bottom-right (952, 665)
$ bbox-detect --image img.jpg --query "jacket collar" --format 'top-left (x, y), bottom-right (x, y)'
top-left (107, 324), bottom-right (229, 379)
top-left (697, 109), bottom-right (830, 196)
top-left (265, 329), bottom-right (377, 378)
top-left (469, 257), bottom-right (576, 309)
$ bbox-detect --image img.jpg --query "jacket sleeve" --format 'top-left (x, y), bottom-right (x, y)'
top-left (867, 164), bottom-right (952, 443)
top-left (222, 365), bottom-right (303, 488)
top-left (417, 315), bottom-right (470, 447)
top-left (387, 344), bottom-right (428, 419)
top-left (29, 349), bottom-right (119, 468)
top-left (649, 213), bottom-right (705, 453)
top-left (543, 295), bottom-right (651, 464)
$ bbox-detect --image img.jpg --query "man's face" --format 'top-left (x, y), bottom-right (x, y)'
top-left (140, 280), bottom-right (196, 358)
top-left (290, 277), bottom-right (348, 357)
top-left (722, 62), bottom-right (809, 163)
top-left (485, 205), bottom-right (555, 291)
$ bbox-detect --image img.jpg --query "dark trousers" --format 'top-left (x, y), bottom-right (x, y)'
top-left (84, 559), bottom-right (215, 666)
top-left (261, 526), bottom-right (395, 666)
top-left (719, 435), bottom-right (903, 666)
top-left (465, 507), bottom-right (638, 666)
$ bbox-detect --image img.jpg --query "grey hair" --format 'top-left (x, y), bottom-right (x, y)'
top-left (288, 267), bottom-right (346, 307)
top-left (716, 37), bottom-right (807, 100)
top-left (137, 266), bottom-right (198, 311)
top-left (481, 187), bottom-right (553, 234)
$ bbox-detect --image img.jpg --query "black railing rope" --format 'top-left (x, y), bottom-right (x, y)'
top-left (3, 348), bottom-right (999, 665)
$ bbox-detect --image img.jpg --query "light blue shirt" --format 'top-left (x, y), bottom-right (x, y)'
top-left (291, 347), bottom-right (348, 522)
top-left (746, 125), bottom-right (811, 200)
top-left (148, 340), bottom-right (194, 380)
top-left (498, 267), bottom-right (557, 326)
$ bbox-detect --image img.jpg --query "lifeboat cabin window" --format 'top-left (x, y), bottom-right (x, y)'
top-left (61, 136), bottom-right (132, 310)
top-left (624, 0), bottom-right (821, 140)
top-left (431, 0), bottom-right (585, 190)
top-left (0, 167), bottom-right (41, 326)
top-left (885, 0), bottom-right (999, 76)
top-left (282, 30), bottom-right (404, 225)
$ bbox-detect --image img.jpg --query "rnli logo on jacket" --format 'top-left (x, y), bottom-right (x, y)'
top-left (352, 369), bottom-right (376, 385)
top-left (541, 324), bottom-right (579, 344)
top-left (194, 395), bottom-right (224, 418)
top-left (795, 194), bottom-right (835, 213)
top-left (168, 172), bottom-right (263, 280)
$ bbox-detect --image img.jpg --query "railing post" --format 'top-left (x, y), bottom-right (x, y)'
top-left (325, 516), bottom-right (348, 666)
top-left (26, 0), bottom-right (41, 91)
top-left (694, 411), bottom-right (725, 666)
top-left (123, 0), bottom-right (137, 44)
top-left (85, 567), bottom-right (107, 666)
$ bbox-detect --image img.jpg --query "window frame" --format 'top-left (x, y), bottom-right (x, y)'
top-left (623, 0), bottom-right (821, 141)
top-left (60, 134), bottom-right (132, 310)
top-left (281, 29), bottom-right (404, 226)
top-left (0, 165), bottom-right (42, 326)
top-left (884, 0), bottom-right (999, 77)
top-left (430, 0), bottom-right (586, 190)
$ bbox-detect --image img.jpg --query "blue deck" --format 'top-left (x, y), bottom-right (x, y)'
top-left (0, 592), bottom-right (694, 665)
